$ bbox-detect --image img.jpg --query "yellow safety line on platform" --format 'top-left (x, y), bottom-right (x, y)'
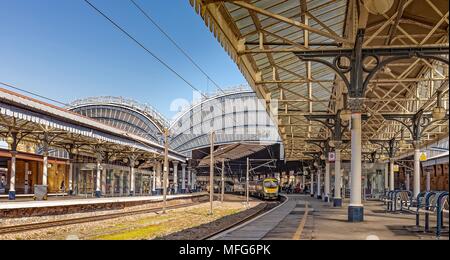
top-left (292, 201), bottom-right (309, 240)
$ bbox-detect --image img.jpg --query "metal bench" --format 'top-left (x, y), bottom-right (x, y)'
top-left (416, 192), bottom-right (438, 232)
top-left (383, 190), bottom-right (396, 212)
top-left (396, 191), bottom-right (413, 212)
top-left (380, 190), bottom-right (391, 205)
top-left (410, 192), bottom-right (429, 226)
top-left (413, 191), bottom-right (448, 233)
top-left (384, 190), bottom-right (412, 213)
top-left (436, 192), bottom-right (449, 238)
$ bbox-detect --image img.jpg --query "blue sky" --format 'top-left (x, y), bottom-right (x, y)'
top-left (0, 0), bottom-right (246, 119)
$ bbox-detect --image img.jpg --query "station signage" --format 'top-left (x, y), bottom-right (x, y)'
top-left (420, 152), bottom-right (427, 162)
top-left (393, 165), bottom-right (400, 172)
top-left (328, 152), bottom-right (336, 162)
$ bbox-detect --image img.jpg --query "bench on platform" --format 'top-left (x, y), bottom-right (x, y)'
top-left (396, 191), bottom-right (413, 212)
top-left (436, 193), bottom-right (449, 238)
top-left (382, 191), bottom-right (396, 211)
top-left (380, 191), bottom-right (390, 205)
top-left (383, 190), bottom-right (412, 213)
top-left (409, 191), bottom-right (449, 238)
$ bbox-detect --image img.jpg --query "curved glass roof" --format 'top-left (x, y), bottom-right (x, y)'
top-left (69, 97), bottom-right (168, 144)
top-left (170, 90), bottom-right (281, 154)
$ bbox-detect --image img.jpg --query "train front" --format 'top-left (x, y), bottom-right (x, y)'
top-left (263, 178), bottom-right (279, 200)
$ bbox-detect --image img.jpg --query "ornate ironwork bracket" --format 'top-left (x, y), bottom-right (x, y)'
top-left (370, 138), bottom-right (398, 159)
top-left (306, 139), bottom-right (332, 160)
top-left (305, 112), bottom-right (370, 142)
top-left (305, 113), bottom-right (346, 142)
top-left (303, 151), bottom-right (323, 168)
top-left (362, 151), bottom-right (379, 163)
top-left (382, 110), bottom-right (449, 145)
top-left (294, 29), bottom-right (450, 100)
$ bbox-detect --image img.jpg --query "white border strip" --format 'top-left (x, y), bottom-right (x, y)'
top-left (208, 194), bottom-right (289, 240)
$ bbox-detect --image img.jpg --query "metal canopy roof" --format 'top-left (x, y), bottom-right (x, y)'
top-left (189, 0), bottom-right (449, 161)
top-left (0, 88), bottom-right (186, 162)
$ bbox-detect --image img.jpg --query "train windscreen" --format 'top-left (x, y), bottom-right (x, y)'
top-left (264, 180), bottom-right (278, 188)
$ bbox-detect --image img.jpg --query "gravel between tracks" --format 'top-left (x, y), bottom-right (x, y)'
top-left (0, 195), bottom-right (266, 240)
top-left (157, 201), bottom-right (278, 240)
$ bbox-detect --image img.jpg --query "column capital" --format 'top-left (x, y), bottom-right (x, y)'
top-left (332, 141), bottom-right (343, 149)
top-left (348, 98), bottom-right (364, 112)
top-left (412, 141), bottom-right (421, 149)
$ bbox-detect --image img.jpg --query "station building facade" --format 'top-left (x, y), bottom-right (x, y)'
top-left (0, 148), bottom-right (69, 196)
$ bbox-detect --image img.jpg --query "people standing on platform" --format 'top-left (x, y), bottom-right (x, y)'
top-left (0, 174), bottom-right (6, 194)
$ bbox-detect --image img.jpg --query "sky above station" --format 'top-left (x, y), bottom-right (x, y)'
top-left (0, 0), bottom-right (247, 120)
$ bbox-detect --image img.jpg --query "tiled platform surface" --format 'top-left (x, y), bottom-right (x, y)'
top-left (214, 195), bottom-right (449, 240)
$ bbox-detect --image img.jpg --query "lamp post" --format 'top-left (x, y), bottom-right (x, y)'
top-left (163, 127), bottom-right (169, 214)
top-left (6, 133), bottom-right (17, 200)
top-left (209, 130), bottom-right (215, 215)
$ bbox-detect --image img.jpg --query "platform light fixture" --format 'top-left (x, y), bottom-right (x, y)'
top-left (363, 0), bottom-right (394, 15)
top-left (432, 91), bottom-right (446, 121)
top-left (6, 134), bottom-right (14, 145)
top-left (70, 147), bottom-right (79, 154)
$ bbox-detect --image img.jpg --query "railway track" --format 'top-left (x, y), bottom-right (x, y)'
top-left (0, 202), bottom-right (200, 236)
top-left (200, 198), bottom-right (285, 240)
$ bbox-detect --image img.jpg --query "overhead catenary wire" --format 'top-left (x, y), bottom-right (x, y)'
top-left (1, 0), bottom-right (225, 111)
top-left (0, 81), bottom-right (70, 107)
top-left (128, 0), bottom-right (226, 95)
top-left (83, 0), bottom-right (239, 128)
top-left (82, 0), bottom-right (207, 98)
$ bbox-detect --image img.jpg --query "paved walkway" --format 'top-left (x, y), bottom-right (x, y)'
top-left (214, 194), bottom-right (449, 240)
top-left (216, 195), bottom-right (299, 240)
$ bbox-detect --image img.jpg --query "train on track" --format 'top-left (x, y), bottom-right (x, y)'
top-left (233, 178), bottom-right (279, 200)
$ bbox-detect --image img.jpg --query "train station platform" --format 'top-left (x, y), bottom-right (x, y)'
top-left (0, 193), bottom-right (208, 218)
top-left (214, 195), bottom-right (449, 240)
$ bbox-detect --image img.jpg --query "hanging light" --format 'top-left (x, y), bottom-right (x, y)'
top-left (70, 147), bottom-right (78, 154)
top-left (433, 107), bottom-right (446, 120)
top-left (6, 134), bottom-right (14, 145)
top-left (432, 91), bottom-right (446, 120)
top-left (363, 0), bottom-right (395, 15)
top-left (123, 157), bottom-right (129, 164)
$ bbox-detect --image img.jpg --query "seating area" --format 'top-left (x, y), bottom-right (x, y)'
top-left (383, 190), bottom-right (413, 213)
top-left (381, 190), bottom-right (449, 238)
